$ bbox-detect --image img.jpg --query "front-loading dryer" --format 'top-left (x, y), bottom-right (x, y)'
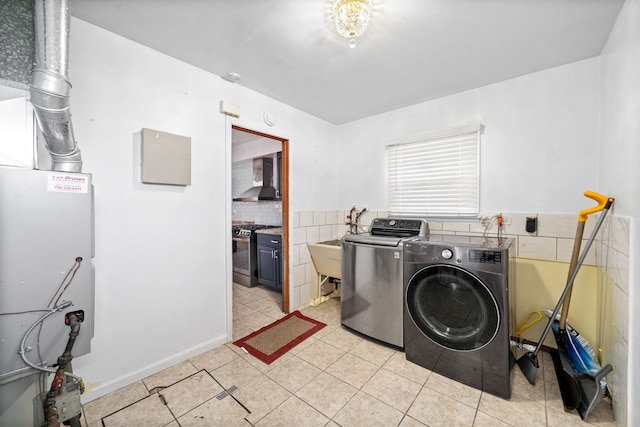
top-left (403, 235), bottom-right (514, 399)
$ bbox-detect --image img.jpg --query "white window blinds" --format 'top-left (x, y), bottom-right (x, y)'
top-left (387, 123), bottom-right (482, 218)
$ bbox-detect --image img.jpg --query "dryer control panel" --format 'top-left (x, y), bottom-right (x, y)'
top-left (469, 249), bottom-right (503, 264)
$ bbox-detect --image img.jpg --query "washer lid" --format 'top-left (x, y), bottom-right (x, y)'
top-left (343, 233), bottom-right (404, 246)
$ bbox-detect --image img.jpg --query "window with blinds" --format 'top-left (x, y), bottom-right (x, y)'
top-left (387, 123), bottom-right (482, 218)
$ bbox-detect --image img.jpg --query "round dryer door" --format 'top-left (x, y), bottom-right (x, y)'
top-left (406, 264), bottom-right (500, 351)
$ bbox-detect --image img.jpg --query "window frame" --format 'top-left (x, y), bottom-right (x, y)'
top-left (386, 123), bottom-right (482, 219)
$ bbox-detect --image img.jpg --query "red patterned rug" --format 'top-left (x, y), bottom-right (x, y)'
top-left (233, 311), bottom-right (326, 364)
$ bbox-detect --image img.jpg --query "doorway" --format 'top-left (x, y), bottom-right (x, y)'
top-left (231, 125), bottom-right (289, 314)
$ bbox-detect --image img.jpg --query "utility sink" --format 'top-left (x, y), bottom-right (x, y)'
top-left (307, 239), bottom-right (342, 278)
top-left (307, 239), bottom-right (342, 305)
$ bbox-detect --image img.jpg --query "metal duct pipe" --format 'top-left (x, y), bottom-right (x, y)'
top-left (30, 0), bottom-right (82, 173)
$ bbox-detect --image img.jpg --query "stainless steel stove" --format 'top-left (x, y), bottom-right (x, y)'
top-left (232, 223), bottom-right (277, 287)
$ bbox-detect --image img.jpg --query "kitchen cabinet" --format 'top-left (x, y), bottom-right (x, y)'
top-left (257, 233), bottom-right (282, 292)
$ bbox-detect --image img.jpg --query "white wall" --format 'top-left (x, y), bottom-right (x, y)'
top-left (67, 19), bottom-right (336, 401)
top-left (7, 12), bottom-right (634, 422)
top-left (335, 58), bottom-right (601, 214)
top-left (599, 0), bottom-right (639, 424)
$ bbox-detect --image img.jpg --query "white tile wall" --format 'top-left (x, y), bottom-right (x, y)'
top-left (291, 210), bottom-right (629, 311)
top-left (596, 214), bottom-right (630, 420)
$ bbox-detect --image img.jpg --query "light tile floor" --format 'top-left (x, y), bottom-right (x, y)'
top-left (81, 284), bottom-right (617, 426)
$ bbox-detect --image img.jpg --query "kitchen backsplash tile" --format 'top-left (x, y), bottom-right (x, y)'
top-left (232, 200), bottom-right (282, 226)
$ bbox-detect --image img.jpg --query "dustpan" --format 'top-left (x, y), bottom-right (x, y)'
top-left (548, 318), bottom-right (613, 420)
top-left (515, 192), bottom-right (611, 387)
top-left (549, 193), bottom-right (614, 421)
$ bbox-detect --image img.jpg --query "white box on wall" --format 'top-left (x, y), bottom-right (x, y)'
top-left (141, 128), bottom-right (191, 186)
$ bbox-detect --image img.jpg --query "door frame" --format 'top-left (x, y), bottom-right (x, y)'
top-left (227, 121), bottom-right (290, 320)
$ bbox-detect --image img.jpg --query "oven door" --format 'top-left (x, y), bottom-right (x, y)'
top-left (232, 236), bottom-right (250, 276)
top-left (405, 264), bottom-right (500, 351)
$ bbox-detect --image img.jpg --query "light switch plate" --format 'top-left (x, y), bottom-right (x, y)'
top-left (141, 128), bottom-right (191, 186)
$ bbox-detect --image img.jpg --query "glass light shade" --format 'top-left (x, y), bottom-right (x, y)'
top-left (333, 0), bottom-right (372, 39)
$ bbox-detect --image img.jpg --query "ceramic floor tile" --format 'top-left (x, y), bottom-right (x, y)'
top-left (211, 357), bottom-right (264, 391)
top-left (473, 411), bottom-right (511, 426)
top-left (143, 360), bottom-right (198, 392)
top-left (542, 365), bottom-right (565, 414)
top-left (478, 392), bottom-right (547, 427)
top-left (82, 381), bottom-right (150, 427)
top-left (255, 395), bottom-right (329, 427)
top-left (382, 351), bottom-right (431, 385)
top-left (512, 362), bottom-right (546, 403)
top-left (232, 323), bottom-right (253, 341)
top-left (232, 376), bottom-right (292, 425)
top-left (546, 407), bottom-right (591, 427)
top-left (235, 311), bottom-right (277, 332)
top-left (296, 339), bottom-right (346, 370)
top-left (233, 303), bottom-right (255, 320)
top-left (190, 344), bottom-right (239, 373)
top-left (258, 303), bottom-right (286, 319)
top-left (82, 284), bottom-right (592, 427)
top-left (102, 394), bottom-right (174, 427)
top-left (240, 347), bottom-right (294, 373)
top-left (399, 414), bottom-right (428, 426)
top-left (424, 372), bottom-right (482, 409)
top-left (362, 369), bottom-right (422, 413)
top-left (326, 353), bottom-right (379, 389)
top-left (348, 338), bottom-right (396, 366)
top-left (317, 325), bottom-right (363, 351)
top-left (407, 386), bottom-right (477, 427)
top-left (295, 372), bottom-right (358, 419)
top-left (177, 391), bottom-right (250, 426)
top-left (266, 355), bottom-right (322, 393)
top-left (333, 390), bottom-right (404, 427)
top-left (287, 334), bottom-right (319, 355)
top-left (244, 297), bottom-right (277, 312)
top-left (159, 371), bottom-right (224, 418)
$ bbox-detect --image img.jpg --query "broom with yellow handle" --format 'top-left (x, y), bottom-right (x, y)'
top-left (515, 191), bottom-right (612, 385)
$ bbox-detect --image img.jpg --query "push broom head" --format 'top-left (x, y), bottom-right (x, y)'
top-left (516, 352), bottom-right (540, 385)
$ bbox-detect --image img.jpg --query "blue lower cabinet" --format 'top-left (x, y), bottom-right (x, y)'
top-left (257, 233), bottom-right (283, 292)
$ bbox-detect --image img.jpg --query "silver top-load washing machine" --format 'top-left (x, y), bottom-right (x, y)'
top-left (341, 218), bottom-right (429, 347)
top-left (403, 235), bottom-right (514, 399)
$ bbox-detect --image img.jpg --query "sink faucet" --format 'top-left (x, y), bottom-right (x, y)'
top-left (355, 207), bottom-right (367, 232)
top-left (346, 206), bottom-right (357, 234)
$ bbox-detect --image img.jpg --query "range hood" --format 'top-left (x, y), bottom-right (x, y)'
top-left (233, 157), bottom-right (278, 202)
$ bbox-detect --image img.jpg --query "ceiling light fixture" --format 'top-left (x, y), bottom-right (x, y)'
top-left (333, 0), bottom-right (372, 48)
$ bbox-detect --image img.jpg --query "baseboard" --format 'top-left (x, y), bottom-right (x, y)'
top-left (80, 333), bottom-right (228, 404)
